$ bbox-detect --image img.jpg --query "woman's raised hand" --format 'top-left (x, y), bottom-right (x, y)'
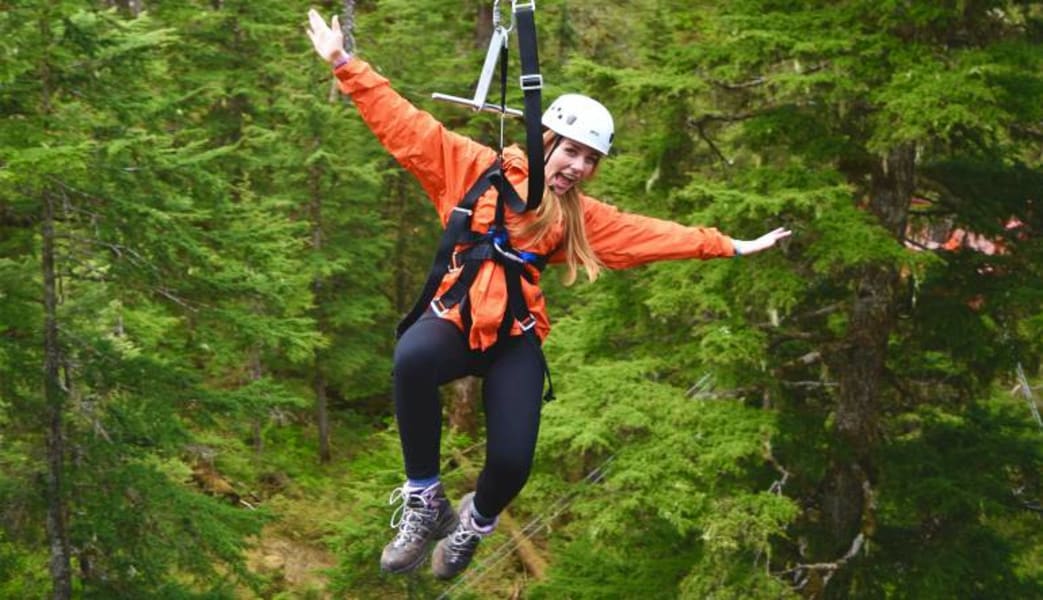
top-left (306, 8), bottom-right (346, 64)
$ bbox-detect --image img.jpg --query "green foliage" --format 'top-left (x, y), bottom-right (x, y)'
top-left (854, 394), bottom-right (1043, 598)
top-left (1, 1), bottom-right (1040, 598)
top-left (536, 1), bottom-right (1042, 598)
top-left (529, 341), bottom-right (798, 597)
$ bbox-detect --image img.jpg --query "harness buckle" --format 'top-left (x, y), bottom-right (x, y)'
top-left (519, 314), bottom-right (537, 331)
top-left (452, 206), bottom-right (474, 216)
top-left (519, 73), bottom-right (543, 91)
top-left (492, 239), bottom-right (527, 265)
top-left (430, 298), bottom-right (450, 317)
top-left (512, 0), bottom-right (537, 13)
top-left (448, 252), bottom-right (463, 273)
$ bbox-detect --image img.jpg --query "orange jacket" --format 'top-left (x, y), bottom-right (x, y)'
top-left (335, 59), bottom-right (735, 350)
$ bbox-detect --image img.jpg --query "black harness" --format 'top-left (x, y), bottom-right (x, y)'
top-left (398, 1), bottom-right (554, 400)
top-left (395, 161), bottom-right (555, 401)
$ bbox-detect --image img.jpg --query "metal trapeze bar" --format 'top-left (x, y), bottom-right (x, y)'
top-left (430, 15), bottom-right (523, 118)
top-left (430, 93), bottom-right (524, 118)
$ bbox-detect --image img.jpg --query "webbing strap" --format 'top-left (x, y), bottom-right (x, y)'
top-left (395, 162), bottom-right (499, 339)
top-left (503, 259), bottom-right (556, 401)
top-left (514, 1), bottom-right (544, 212)
top-left (435, 243), bottom-right (540, 315)
top-left (397, 153), bottom-right (555, 401)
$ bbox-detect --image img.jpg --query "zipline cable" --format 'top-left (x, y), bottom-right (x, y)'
top-left (435, 454), bottom-right (617, 600)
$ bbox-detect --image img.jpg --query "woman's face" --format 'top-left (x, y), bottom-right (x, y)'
top-left (544, 137), bottom-right (600, 195)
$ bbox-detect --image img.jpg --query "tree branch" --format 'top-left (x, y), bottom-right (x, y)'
top-left (778, 533), bottom-right (866, 591)
top-left (702, 62), bottom-right (828, 91)
top-left (763, 439), bottom-right (791, 495)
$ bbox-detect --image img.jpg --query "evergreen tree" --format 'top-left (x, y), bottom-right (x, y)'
top-left (3, 2), bottom-right (1038, 598)
top-left (1, 2), bottom-right (320, 596)
top-left (530, 1), bottom-right (1041, 598)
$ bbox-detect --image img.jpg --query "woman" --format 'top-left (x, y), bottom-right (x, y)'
top-left (306, 9), bottom-right (790, 580)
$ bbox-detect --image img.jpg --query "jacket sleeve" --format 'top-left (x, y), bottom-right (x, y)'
top-left (334, 59), bottom-right (498, 222)
top-left (578, 195), bottom-right (735, 269)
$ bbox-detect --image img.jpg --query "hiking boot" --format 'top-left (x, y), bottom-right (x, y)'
top-left (431, 492), bottom-right (496, 579)
top-left (380, 482), bottom-right (458, 574)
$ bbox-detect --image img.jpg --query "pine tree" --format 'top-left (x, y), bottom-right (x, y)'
top-left (1, 2), bottom-right (322, 596)
top-left (529, 1), bottom-right (1041, 598)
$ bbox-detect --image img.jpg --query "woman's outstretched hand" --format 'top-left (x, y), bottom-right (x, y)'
top-left (731, 227), bottom-right (792, 256)
top-left (307, 8), bottom-right (347, 65)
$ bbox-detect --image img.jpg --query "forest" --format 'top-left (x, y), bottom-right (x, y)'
top-left (2, 1), bottom-right (1041, 598)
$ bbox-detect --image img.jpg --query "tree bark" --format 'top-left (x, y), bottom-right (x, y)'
top-left (308, 161), bottom-right (332, 463)
top-left (476, 0), bottom-right (493, 45)
top-left (498, 511), bottom-right (548, 580)
top-left (817, 145), bottom-right (914, 596)
top-left (315, 369), bottom-right (332, 463)
top-left (832, 144), bottom-right (913, 451)
top-left (448, 376), bottom-right (481, 437)
top-left (105, 0), bottom-right (143, 16)
top-left (42, 189), bottom-right (73, 599)
top-left (391, 173), bottom-right (413, 314)
top-left (249, 348), bottom-right (264, 454)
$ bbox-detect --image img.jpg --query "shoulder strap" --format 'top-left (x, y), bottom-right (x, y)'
top-left (395, 161), bottom-right (500, 339)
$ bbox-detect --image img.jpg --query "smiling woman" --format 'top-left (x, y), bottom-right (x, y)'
top-left (306, 6), bottom-right (790, 581)
top-left (546, 138), bottom-right (598, 196)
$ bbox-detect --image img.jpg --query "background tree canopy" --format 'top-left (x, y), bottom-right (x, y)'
top-left (1, 1), bottom-right (1040, 598)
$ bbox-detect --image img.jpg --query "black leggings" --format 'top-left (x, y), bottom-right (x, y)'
top-left (393, 312), bottom-right (545, 518)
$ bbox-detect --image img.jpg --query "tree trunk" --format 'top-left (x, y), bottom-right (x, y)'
top-left (476, 0), bottom-right (493, 45)
top-left (817, 145), bottom-right (913, 597)
top-left (105, 0), bottom-right (143, 16)
top-left (308, 161), bottom-right (332, 463)
top-left (832, 144), bottom-right (913, 450)
top-left (249, 348), bottom-right (264, 454)
top-left (448, 376), bottom-right (481, 437)
top-left (499, 511), bottom-right (548, 580)
top-left (315, 369), bottom-right (332, 463)
top-left (391, 172), bottom-right (415, 315)
top-left (42, 189), bottom-right (72, 600)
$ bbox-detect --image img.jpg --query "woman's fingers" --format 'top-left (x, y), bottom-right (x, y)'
top-left (308, 9), bottom-right (329, 36)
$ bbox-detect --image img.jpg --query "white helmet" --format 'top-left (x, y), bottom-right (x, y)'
top-left (541, 94), bottom-right (615, 155)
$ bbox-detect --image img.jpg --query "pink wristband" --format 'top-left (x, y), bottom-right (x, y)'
top-left (332, 54), bottom-right (351, 70)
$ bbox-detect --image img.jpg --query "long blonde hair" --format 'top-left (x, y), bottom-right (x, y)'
top-left (518, 131), bottom-right (603, 285)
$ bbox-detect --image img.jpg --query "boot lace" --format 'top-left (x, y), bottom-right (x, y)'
top-left (388, 486), bottom-right (441, 547)
top-left (443, 521), bottom-right (483, 563)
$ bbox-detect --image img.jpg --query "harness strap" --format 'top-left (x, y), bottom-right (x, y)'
top-left (433, 241), bottom-right (541, 317)
top-left (503, 258), bottom-right (556, 401)
top-left (395, 162), bottom-right (499, 339)
top-left (397, 156), bottom-right (555, 401)
top-left (514, 1), bottom-right (544, 211)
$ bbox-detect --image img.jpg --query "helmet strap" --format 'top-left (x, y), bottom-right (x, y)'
top-left (544, 134), bottom-right (563, 165)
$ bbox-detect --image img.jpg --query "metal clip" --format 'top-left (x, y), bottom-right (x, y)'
top-left (519, 314), bottom-right (537, 331)
top-left (430, 298), bottom-right (450, 317)
top-left (448, 252), bottom-right (463, 273)
top-left (492, 240), bottom-right (527, 265)
top-left (519, 73), bottom-right (543, 91)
